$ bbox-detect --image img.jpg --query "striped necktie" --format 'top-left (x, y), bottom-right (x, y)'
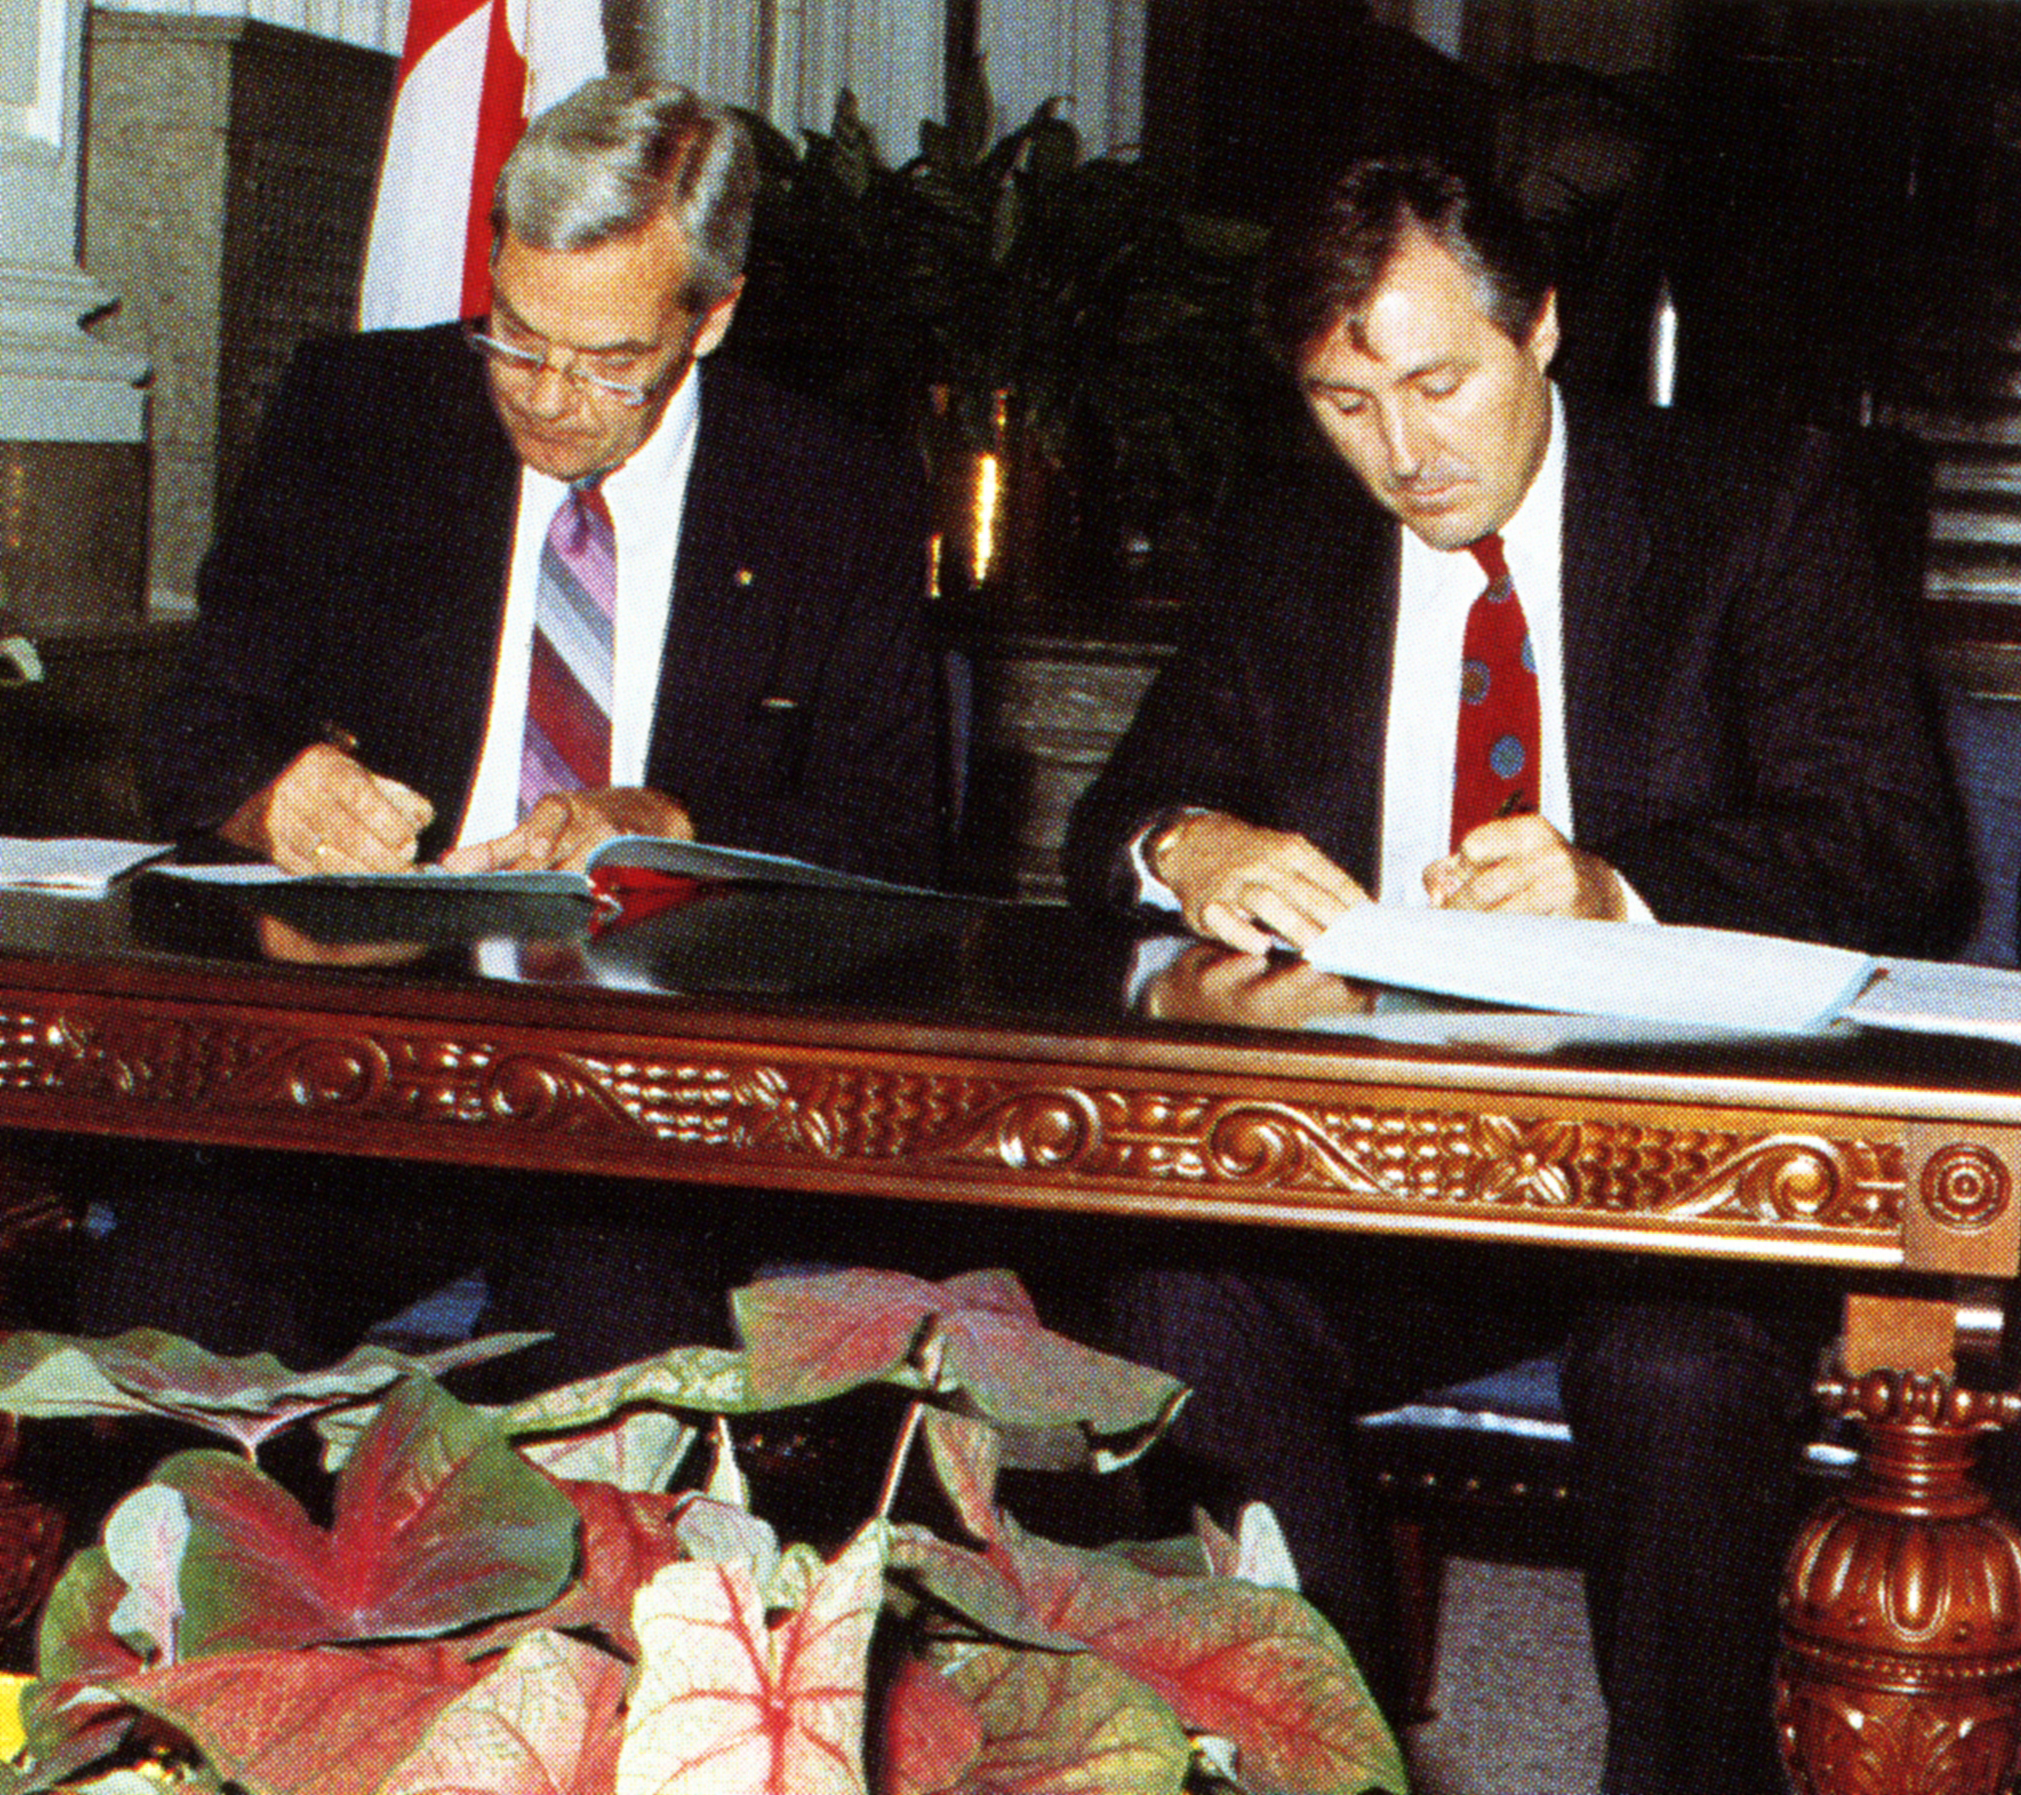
top-left (1449, 531), bottom-right (1540, 850)
top-left (521, 479), bottom-right (615, 815)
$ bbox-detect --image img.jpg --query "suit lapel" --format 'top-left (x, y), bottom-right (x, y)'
top-left (407, 335), bottom-right (520, 852)
top-left (1329, 512), bottom-right (1399, 883)
top-left (646, 361), bottom-right (779, 797)
top-left (1559, 397), bottom-right (1653, 836)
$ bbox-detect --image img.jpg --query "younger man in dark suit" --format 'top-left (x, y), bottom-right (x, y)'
top-left (1067, 158), bottom-right (1966, 1795)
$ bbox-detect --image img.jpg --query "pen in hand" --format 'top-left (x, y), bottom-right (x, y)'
top-left (317, 722), bottom-right (436, 864)
top-left (1425, 792), bottom-right (1535, 906)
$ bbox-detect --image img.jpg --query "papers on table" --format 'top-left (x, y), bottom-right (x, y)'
top-left (1303, 906), bottom-right (1876, 1033)
top-left (1299, 906), bottom-right (2021, 1046)
top-left (0, 838), bottom-right (171, 895)
top-left (1841, 958), bottom-right (2021, 1044)
top-left (155, 861), bottom-right (582, 896)
top-left (148, 836), bottom-right (956, 901)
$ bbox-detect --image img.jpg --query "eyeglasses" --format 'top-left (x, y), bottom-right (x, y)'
top-left (462, 319), bottom-right (662, 407)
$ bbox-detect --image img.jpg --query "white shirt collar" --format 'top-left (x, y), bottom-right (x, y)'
top-left (1499, 379), bottom-right (1565, 579)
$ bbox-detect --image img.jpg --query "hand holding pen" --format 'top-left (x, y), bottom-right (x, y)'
top-left (1421, 796), bottom-right (1629, 921)
top-left (216, 723), bottom-right (435, 875)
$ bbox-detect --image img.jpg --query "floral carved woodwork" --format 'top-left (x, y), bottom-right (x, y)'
top-left (1779, 1373), bottom-right (2021, 1795)
top-left (0, 1001), bottom-right (1923, 1245)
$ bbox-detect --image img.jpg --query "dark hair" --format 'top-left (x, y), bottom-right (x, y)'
top-left (1258, 157), bottom-right (1553, 365)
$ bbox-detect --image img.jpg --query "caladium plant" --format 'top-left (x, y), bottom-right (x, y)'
top-left (0, 1267), bottom-right (1404, 1795)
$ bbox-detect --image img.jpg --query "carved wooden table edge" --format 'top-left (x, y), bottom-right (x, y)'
top-left (0, 979), bottom-right (2007, 1267)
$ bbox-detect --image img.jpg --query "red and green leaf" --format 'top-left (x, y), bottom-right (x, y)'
top-left (378, 1630), bottom-right (628, 1795)
top-left (943, 1642), bottom-right (1191, 1795)
top-left (520, 1482), bottom-right (688, 1655)
top-left (989, 1522), bottom-right (1403, 1795)
top-left (38, 1546), bottom-right (145, 1686)
top-left (501, 1347), bottom-right (756, 1433)
top-left (18, 1547), bottom-right (151, 1793)
top-left (922, 1410), bottom-right (1000, 1544)
top-left (877, 1656), bottom-right (982, 1795)
top-left (0, 1329), bottom-right (546, 1456)
top-left (618, 1519), bottom-right (888, 1795)
top-left (519, 1411), bottom-right (698, 1492)
top-left (7, 1694), bottom-right (142, 1795)
top-left (671, 1494), bottom-right (779, 1589)
top-left (109, 1641), bottom-right (484, 1795)
top-left (731, 1270), bottom-right (1186, 1451)
top-left (886, 1528), bottom-right (1081, 1652)
top-left (158, 1377), bottom-right (577, 1654)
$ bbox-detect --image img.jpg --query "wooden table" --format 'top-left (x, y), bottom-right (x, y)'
top-left (1, 876), bottom-right (2019, 1794)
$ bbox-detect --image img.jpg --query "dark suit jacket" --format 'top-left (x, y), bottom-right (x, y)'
top-left (1066, 390), bottom-right (1968, 956)
top-left (146, 325), bottom-right (941, 884)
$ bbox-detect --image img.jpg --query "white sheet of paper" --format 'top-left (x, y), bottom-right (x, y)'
top-left (1303, 905), bottom-right (1875, 1032)
top-left (0, 837), bottom-right (172, 893)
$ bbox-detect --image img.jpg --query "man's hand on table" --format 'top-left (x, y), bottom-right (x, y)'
top-left (1139, 940), bottom-right (1379, 1028)
top-left (1149, 810), bottom-right (1370, 954)
top-left (440, 788), bottom-right (695, 874)
top-left (220, 743), bottom-right (435, 874)
top-left (1422, 813), bottom-right (1628, 920)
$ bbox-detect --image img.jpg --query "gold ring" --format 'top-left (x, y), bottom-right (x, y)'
top-left (311, 840), bottom-right (330, 861)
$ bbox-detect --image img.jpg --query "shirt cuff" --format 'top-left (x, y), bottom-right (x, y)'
top-left (1128, 808), bottom-right (1210, 913)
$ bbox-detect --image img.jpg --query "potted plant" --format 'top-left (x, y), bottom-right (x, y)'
top-left (0, 1266), bottom-right (1403, 1794)
top-left (730, 73), bottom-right (1271, 603)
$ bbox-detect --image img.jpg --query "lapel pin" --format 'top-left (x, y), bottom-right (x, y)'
top-left (736, 567), bottom-right (755, 586)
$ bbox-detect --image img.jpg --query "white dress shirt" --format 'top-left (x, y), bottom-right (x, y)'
top-left (1377, 382), bottom-right (1571, 905)
top-left (455, 365), bottom-right (704, 849)
top-left (1138, 383), bottom-right (1650, 920)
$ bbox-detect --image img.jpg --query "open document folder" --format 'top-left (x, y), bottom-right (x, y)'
top-left (150, 836), bottom-right (954, 903)
top-left (1303, 907), bottom-right (1876, 1033)
top-left (1303, 905), bottom-right (2021, 1043)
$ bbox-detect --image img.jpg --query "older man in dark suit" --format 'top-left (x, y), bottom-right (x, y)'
top-left (1067, 158), bottom-right (1966, 1795)
top-left (98, 76), bottom-right (937, 1383)
top-left (149, 74), bottom-right (937, 885)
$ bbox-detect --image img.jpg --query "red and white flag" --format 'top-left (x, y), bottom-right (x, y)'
top-left (357, 0), bottom-right (604, 331)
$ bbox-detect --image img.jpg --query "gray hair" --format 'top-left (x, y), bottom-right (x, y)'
top-left (492, 75), bottom-right (756, 308)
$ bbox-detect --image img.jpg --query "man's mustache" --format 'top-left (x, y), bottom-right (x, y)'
top-left (1386, 462), bottom-right (1473, 494)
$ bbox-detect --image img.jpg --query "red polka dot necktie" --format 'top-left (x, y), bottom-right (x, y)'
top-left (1449, 531), bottom-right (1540, 851)
top-left (520, 480), bottom-right (615, 815)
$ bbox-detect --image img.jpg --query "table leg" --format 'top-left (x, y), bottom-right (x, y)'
top-left (1778, 1369), bottom-right (2021, 1795)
